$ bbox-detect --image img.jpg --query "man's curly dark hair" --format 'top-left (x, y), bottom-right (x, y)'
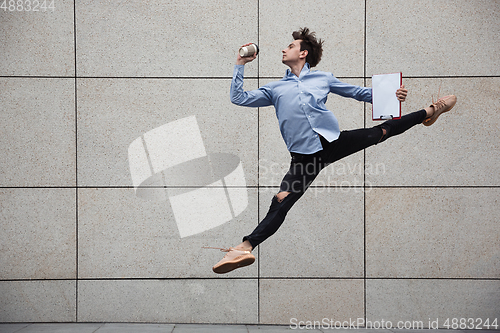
top-left (292, 27), bottom-right (324, 67)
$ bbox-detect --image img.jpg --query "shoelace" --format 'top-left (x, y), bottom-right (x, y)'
top-left (433, 98), bottom-right (447, 112)
top-left (425, 85), bottom-right (450, 124)
top-left (202, 247), bottom-right (238, 260)
top-left (431, 83), bottom-right (442, 105)
top-left (202, 246), bottom-right (231, 252)
top-left (202, 247), bottom-right (251, 256)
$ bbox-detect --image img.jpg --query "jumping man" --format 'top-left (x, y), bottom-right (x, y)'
top-left (208, 27), bottom-right (456, 274)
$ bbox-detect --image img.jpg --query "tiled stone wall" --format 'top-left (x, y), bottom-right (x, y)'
top-left (1, 0), bottom-right (499, 326)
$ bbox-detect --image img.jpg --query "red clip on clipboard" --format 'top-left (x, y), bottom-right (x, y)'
top-left (372, 72), bottom-right (402, 121)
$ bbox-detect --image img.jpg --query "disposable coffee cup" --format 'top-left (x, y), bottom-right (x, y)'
top-left (239, 43), bottom-right (259, 57)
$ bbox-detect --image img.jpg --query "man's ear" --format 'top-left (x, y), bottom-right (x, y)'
top-left (300, 49), bottom-right (308, 59)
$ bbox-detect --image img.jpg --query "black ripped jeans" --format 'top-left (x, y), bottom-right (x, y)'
top-left (243, 109), bottom-right (427, 248)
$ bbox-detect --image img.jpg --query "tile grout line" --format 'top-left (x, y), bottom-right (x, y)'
top-left (0, 276), bottom-right (500, 282)
top-left (74, 0), bottom-right (79, 323)
top-left (0, 185), bottom-right (498, 189)
top-left (1, 75), bottom-right (499, 79)
top-left (257, 0), bottom-right (261, 324)
top-left (363, 0), bottom-right (368, 322)
top-left (1, 185), bottom-right (499, 189)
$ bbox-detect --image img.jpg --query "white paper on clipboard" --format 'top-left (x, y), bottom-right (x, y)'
top-left (372, 73), bottom-right (402, 121)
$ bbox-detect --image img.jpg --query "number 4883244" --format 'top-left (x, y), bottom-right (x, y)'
top-left (443, 318), bottom-right (498, 330)
top-left (1, 0), bottom-right (56, 12)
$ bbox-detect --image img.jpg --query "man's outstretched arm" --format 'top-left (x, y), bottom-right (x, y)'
top-left (230, 44), bottom-right (272, 107)
top-left (329, 75), bottom-right (408, 103)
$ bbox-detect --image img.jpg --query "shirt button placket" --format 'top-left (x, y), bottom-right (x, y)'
top-left (298, 82), bottom-right (304, 110)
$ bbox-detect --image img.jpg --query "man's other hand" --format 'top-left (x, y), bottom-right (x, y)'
top-left (396, 85), bottom-right (408, 102)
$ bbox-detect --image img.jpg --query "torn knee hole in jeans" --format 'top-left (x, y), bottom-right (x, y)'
top-left (378, 128), bottom-right (388, 143)
top-left (276, 191), bottom-right (290, 203)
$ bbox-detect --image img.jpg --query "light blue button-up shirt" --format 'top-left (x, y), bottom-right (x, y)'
top-left (230, 63), bottom-right (372, 154)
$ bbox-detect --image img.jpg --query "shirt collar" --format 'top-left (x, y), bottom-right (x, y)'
top-left (285, 62), bottom-right (311, 79)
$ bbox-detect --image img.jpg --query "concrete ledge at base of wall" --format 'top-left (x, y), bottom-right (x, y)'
top-left (1, 323), bottom-right (498, 333)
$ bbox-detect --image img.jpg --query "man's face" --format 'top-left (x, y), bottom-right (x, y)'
top-left (282, 39), bottom-right (304, 65)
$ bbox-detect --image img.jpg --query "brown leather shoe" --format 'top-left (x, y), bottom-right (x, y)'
top-left (208, 247), bottom-right (255, 274)
top-left (423, 95), bottom-right (457, 126)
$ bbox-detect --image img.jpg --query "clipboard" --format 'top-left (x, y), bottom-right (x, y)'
top-left (372, 72), bottom-right (402, 121)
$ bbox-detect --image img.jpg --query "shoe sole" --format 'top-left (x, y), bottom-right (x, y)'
top-left (423, 95), bottom-right (457, 126)
top-left (212, 254), bottom-right (255, 274)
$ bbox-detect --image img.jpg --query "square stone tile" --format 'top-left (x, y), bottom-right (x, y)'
top-left (78, 188), bottom-right (258, 278)
top-left (0, 281), bottom-right (76, 322)
top-left (247, 326), bottom-right (304, 332)
top-left (259, 78), bottom-right (367, 188)
top-left (76, 0), bottom-right (258, 77)
top-left (365, 77), bottom-right (500, 186)
top-left (96, 323), bottom-right (174, 333)
top-left (0, 324), bottom-right (30, 333)
top-left (0, 188), bottom-right (76, 280)
top-left (258, 188), bottom-right (364, 278)
top-left (0, 0), bottom-right (74, 76)
top-left (77, 78), bottom-right (258, 187)
top-left (259, 0), bottom-right (365, 77)
top-left (366, 0), bottom-right (500, 76)
top-left (78, 279), bottom-right (258, 323)
top-left (366, 279), bottom-right (500, 328)
top-left (172, 324), bottom-right (247, 333)
top-left (0, 78), bottom-right (75, 187)
top-left (259, 279), bottom-right (364, 325)
top-left (14, 324), bottom-right (103, 333)
top-left (366, 188), bottom-right (500, 278)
